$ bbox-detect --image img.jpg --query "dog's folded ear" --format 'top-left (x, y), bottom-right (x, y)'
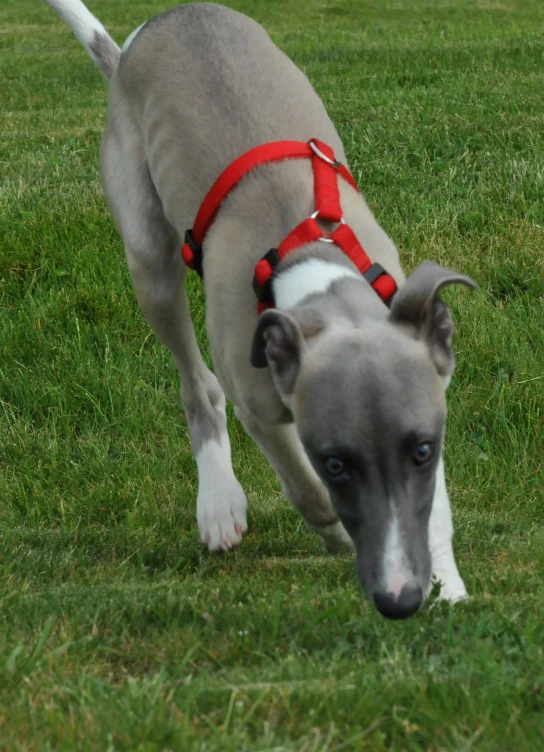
top-left (250, 310), bottom-right (305, 395)
top-left (389, 261), bottom-right (477, 378)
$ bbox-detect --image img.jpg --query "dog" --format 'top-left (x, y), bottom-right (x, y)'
top-left (44, 0), bottom-right (476, 619)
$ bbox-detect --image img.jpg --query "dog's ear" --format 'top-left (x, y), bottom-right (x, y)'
top-left (250, 310), bottom-right (305, 395)
top-left (389, 261), bottom-right (477, 378)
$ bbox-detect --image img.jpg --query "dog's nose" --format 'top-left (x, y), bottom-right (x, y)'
top-left (373, 585), bottom-right (422, 620)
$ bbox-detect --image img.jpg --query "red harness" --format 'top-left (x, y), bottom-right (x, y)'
top-left (181, 138), bottom-right (397, 312)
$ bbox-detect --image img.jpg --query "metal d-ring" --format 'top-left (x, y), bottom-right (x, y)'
top-left (310, 210), bottom-right (345, 224)
top-left (311, 210), bottom-right (345, 243)
top-left (309, 140), bottom-right (341, 167)
top-left (309, 211), bottom-right (333, 242)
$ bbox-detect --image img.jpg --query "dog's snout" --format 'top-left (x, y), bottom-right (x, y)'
top-left (373, 585), bottom-right (422, 620)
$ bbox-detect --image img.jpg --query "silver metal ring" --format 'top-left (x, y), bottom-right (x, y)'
top-left (310, 210), bottom-right (345, 225)
top-left (309, 140), bottom-right (340, 167)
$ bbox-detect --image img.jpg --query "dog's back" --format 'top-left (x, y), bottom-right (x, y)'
top-left (115, 4), bottom-right (344, 211)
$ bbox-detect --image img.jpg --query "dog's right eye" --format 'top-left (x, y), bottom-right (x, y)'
top-left (323, 457), bottom-right (350, 482)
top-left (413, 442), bottom-right (434, 467)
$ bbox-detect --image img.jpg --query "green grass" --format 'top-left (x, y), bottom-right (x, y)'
top-left (1, 0), bottom-right (543, 749)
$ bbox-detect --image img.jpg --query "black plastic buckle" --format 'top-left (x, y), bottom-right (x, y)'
top-left (252, 247), bottom-right (281, 303)
top-left (363, 263), bottom-right (397, 307)
top-left (184, 229), bottom-right (204, 279)
top-left (363, 262), bottom-right (387, 286)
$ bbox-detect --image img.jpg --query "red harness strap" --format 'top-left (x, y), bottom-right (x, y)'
top-left (181, 138), bottom-right (397, 311)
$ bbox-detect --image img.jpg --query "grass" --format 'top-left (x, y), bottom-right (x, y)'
top-left (1, 0), bottom-right (543, 749)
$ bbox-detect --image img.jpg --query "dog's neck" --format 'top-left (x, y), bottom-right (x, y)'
top-left (273, 257), bottom-right (360, 310)
top-left (270, 239), bottom-right (391, 326)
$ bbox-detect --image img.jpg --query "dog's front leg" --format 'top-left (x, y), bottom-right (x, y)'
top-left (235, 407), bottom-right (353, 553)
top-left (100, 123), bottom-right (247, 553)
top-left (428, 457), bottom-right (468, 603)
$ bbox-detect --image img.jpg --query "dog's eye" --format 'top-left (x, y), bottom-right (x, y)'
top-left (413, 442), bottom-right (434, 466)
top-left (323, 457), bottom-right (349, 481)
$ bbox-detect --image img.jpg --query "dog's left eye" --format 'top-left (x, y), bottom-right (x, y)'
top-left (323, 457), bottom-right (350, 482)
top-left (413, 442), bottom-right (434, 466)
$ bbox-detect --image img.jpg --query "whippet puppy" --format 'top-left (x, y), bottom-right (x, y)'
top-left (43, 0), bottom-right (476, 619)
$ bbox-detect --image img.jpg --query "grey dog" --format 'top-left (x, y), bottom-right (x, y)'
top-left (44, 0), bottom-right (476, 619)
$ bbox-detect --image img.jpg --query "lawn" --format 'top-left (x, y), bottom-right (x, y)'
top-left (1, 0), bottom-right (543, 749)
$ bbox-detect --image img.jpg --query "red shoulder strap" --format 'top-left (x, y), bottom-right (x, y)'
top-left (191, 139), bottom-right (358, 247)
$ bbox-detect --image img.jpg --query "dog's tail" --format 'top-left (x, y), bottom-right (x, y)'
top-left (44, 0), bottom-right (120, 81)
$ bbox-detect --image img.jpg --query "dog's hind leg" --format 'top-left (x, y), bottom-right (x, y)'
top-left (428, 458), bottom-right (468, 603)
top-left (235, 408), bottom-right (353, 553)
top-left (100, 124), bottom-right (247, 552)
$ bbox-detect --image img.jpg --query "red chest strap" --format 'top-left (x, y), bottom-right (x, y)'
top-left (181, 138), bottom-right (398, 311)
top-left (181, 138), bottom-right (356, 276)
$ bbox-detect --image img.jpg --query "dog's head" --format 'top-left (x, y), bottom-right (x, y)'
top-left (251, 262), bottom-right (476, 619)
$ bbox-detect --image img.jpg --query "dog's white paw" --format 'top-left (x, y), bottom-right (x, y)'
top-left (430, 575), bottom-right (468, 605)
top-left (197, 479), bottom-right (248, 552)
top-left (436, 585), bottom-right (469, 604)
top-left (195, 438), bottom-right (248, 552)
